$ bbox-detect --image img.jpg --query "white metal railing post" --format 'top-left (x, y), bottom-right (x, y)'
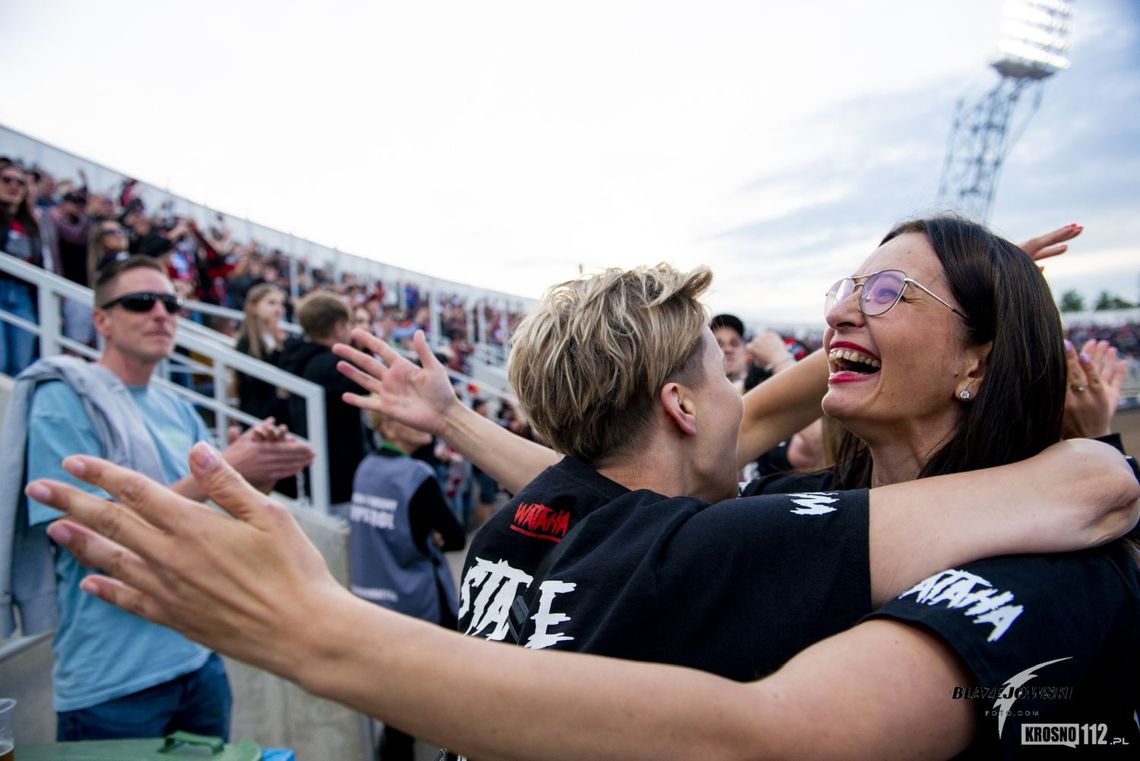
top-left (429, 289), bottom-right (440, 341)
top-left (304, 390), bottom-right (330, 511)
top-left (36, 286), bottom-right (61, 359)
top-left (213, 355), bottom-right (230, 445)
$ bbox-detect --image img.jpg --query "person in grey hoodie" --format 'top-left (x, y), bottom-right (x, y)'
top-left (1, 254), bottom-right (313, 741)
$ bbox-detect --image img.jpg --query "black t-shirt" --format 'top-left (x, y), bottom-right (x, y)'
top-left (459, 458), bottom-right (871, 681)
top-left (867, 544), bottom-right (1140, 759)
top-left (459, 458), bottom-right (628, 641)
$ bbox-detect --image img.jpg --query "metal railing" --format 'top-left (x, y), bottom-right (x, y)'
top-left (0, 252), bottom-right (331, 514)
top-left (178, 295), bottom-right (516, 401)
top-left (0, 122), bottom-right (535, 364)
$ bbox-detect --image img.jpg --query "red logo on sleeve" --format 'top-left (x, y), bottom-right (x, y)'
top-left (510, 502), bottom-right (572, 542)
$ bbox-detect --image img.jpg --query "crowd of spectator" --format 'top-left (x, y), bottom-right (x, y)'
top-left (1, 155), bottom-right (541, 538)
top-left (0, 156), bottom-right (526, 380)
top-left (1065, 321), bottom-right (1140, 359)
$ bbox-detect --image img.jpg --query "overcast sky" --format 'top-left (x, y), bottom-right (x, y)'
top-left (2, 0), bottom-right (1136, 324)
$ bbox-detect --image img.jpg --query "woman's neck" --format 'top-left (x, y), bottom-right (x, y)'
top-left (862, 424), bottom-right (958, 487)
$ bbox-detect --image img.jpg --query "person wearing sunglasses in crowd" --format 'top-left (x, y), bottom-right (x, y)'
top-left (0, 158), bottom-right (45, 376)
top-left (32, 217), bottom-right (1140, 758)
top-left (0, 254), bottom-right (315, 741)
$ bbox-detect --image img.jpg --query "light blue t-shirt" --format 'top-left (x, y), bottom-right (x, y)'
top-left (27, 380), bottom-right (215, 712)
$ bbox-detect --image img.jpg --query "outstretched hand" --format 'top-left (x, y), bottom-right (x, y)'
top-left (1020, 223), bottom-right (1083, 264)
top-left (28, 444), bottom-right (344, 680)
top-left (1062, 339), bottom-right (1127, 439)
top-left (333, 329), bottom-right (459, 438)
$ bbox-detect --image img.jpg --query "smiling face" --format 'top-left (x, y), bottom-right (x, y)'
top-left (821, 232), bottom-right (977, 453)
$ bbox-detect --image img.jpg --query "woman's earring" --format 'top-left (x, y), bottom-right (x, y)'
top-left (959, 389), bottom-right (971, 400)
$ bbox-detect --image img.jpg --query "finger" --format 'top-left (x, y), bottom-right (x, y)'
top-left (1079, 339), bottom-right (1100, 364)
top-left (187, 441), bottom-right (282, 525)
top-left (336, 360), bottom-right (385, 395)
top-left (1021, 224), bottom-right (1082, 259)
top-left (1064, 340), bottom-right (1087, 392)
top-left (1096, 344), bottom-right (1117, 378)
top-left (332, 339), bottom-right (382, 370)
top-left (1108, 360), bottom-right (1127, 397)
top-left (46, 518), bottom-right (159, 591)
top-left (334, 344), bottom-right (393, 387)
top-left (28, 480), bottom-right (173, 579)
top-left (412, 330), bottom-right (444, 372)
top-left (227, 426), bottom-right (241, 445)
top-left (1093, 340), bottom-right (1110, 366)
top-left (342, 390), bottom-right (384, 412)
top-left (1030, 243), bottom-right (1067, 262)
top-left (55, 456), bottom-right (208, 533)
top-left (78, 573), bottom-right (169, 628)
top-left (1079, 349), bottom-right (1103, 390)
top-left (345, 328), bottom-right (404, 369)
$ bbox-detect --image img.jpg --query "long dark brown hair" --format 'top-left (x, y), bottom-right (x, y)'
top-left (238, 283), bottom-right (287, 360)
top-left (831, 215), bottom-right (1066, 488)
top-left (0, 158), bottom-right (42, 264)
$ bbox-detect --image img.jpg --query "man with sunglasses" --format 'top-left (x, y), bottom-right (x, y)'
top-left (4, 255), bottom-right (314, 741)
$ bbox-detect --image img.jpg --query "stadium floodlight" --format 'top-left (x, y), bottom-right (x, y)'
top-left (936, 0), bottom-right (1076, 220)
top-left (994, 0), bottom-right (1074, 79)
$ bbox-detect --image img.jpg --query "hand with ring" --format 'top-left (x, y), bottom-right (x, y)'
top-left (1061, 338), bottom-right (1127, 439)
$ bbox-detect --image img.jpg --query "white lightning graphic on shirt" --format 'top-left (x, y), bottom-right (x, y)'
top-left (994, 656), bottom-right (1071, 739)
top-left (787, 492), bottom-right (839, 515)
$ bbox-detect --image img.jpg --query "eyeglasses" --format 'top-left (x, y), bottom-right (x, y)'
top-left (99, 291), bottom-right (182, 314)
top-left (100, 227), bottom-right (127, 237)
top-left (825, 269), bottom-right (967, 319)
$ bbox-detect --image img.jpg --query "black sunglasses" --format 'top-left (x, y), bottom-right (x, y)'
top-left (99, 291), bottom-right (182, 314)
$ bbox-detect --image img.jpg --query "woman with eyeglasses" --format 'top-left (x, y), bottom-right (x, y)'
top-left (0, 158), bottom-right (46, 376)
top-left (355, 214), bottom-right (1135, 757)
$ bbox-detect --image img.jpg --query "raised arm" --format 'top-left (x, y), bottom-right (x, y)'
top-left (736, 349), bottom-right (829, 468)
top-left (333, 329), bottom-right (558, 494)
top-left (866, 438), bottom-right (1139, 604)
top-left (32, 453), bottom-right (975, 760)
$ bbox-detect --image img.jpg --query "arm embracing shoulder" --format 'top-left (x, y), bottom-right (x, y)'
top-left (866, 438), bottom-right (1140, 604)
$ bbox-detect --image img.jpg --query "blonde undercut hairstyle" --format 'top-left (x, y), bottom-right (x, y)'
top-left (508, 263), bottom-right (713, 465)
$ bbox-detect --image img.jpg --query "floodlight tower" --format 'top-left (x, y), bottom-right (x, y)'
top-left (937, 0), bottom-right (1075, 221)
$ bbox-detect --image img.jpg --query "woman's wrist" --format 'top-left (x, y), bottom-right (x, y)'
top-left (763, 354), bottom-right (795, 373)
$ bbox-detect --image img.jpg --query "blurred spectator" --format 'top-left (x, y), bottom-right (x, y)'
top-left (349, 404), bottom-right (465, 761)
top-left (234, 284), bottom-right (291, 424)
top-left (53, 190), bottom-right (92, 285)
top-left (281, 291), bottom-right (368, 511)
top-left (351, 305), bottom-right (372, 349)
top-left (28, 166), bottom-right (56, 210)
top-left (710, 313), bottom-right (748, 391)
top-left (470, 398), bottom-right (502, 528)
top-left (0, 158), bottom-right (44, 375)
top-left (1066, 322), bottom-right (1139, 359)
